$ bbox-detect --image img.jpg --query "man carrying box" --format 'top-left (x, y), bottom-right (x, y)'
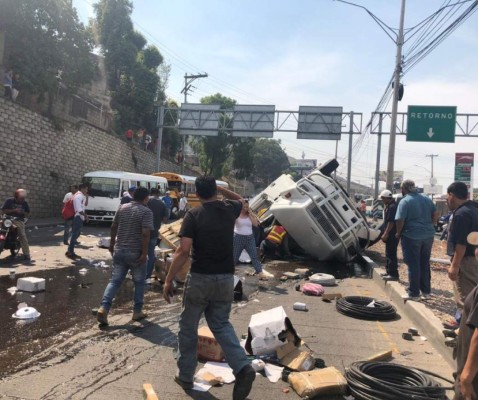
top-left (163, 176), bottom-right (255, 400)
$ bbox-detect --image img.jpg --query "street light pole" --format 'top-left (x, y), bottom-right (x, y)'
top-left (180, 73), bottom-right (208, 174)
top-left (386, 0), bottom-right (406, 191)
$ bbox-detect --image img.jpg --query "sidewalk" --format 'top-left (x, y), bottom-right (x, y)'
top-left (27, 217), bottom-right (64, 229)
top-left (0, 266), bottom-right (454, 399)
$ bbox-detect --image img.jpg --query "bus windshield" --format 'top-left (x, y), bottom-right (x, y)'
top-left (83, 177), bottom-right (121, 198)
top-left (168, 181), bottom-right (183, 192)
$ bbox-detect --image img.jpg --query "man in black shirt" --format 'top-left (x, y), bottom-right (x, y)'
top-left (146, 188), bottom-right (168, 283)
top-left (454, 231), bottom-right (478, 399)
top-left (163, 176), bottom-right (255, 400)
top-left (447, 181), bottom-right (478, 308)
top-left (379, 190), bottom-right (399, 281)
top-left (1, 189), bottom-right (31, 261)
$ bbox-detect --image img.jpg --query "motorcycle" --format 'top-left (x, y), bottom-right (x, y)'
top-left (0, 215), bottom-right (23, 258)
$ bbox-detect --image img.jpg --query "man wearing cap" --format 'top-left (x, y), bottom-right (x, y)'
top-left (380, 190), bottom-right (399, 281)
top-left (395, 179), bottom-right (438, 300)
top-left (454, 231), bottom-right (478, 400)
top-left (446, 182), bottom-right (478, 308)
top-left (121, 186), bottom-right (136, 205)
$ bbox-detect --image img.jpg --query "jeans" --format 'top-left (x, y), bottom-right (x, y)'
top-left (63, 218), bottom-right (73, 243)
top-left (177, 272), bottom-right (249, 382)
top-left (100, 249), bottom-right (146, 312)
top-left (401, 236), bottom-right (434, 297)
top-left (146, 236), bottom-right (158, 279)
top-left (385, 235), bottom-right (399, 278)
top-left (233, 233), bottom-right (262, 273)
top-left (67, 215), bottom-right (83, 254)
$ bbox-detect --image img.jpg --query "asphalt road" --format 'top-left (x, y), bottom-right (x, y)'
top-left (0, 225), bottom-right (456, 400)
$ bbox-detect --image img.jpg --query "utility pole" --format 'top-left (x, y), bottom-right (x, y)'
top-left (386, 0), bottom-right (406, 191)
top-left (156, 105), bottom-right (164, 172)
top-left (426, 154), bottom-right (438, 178)
top-left (180, 73), bottom-right (208, 173)
top-left (346, 111), bottom-right (354, 193)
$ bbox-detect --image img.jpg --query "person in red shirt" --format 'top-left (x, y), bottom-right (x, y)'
top-left (126, 129), bottom-right (133, 142)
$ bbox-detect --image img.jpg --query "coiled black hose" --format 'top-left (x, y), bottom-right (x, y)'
top-left (345, 361), bottom-right (454, 400)
top-left (336, 296), bottom-right (397, 321)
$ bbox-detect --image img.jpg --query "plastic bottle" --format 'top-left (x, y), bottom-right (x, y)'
top-left (293, 302), bottom-right (308, 311)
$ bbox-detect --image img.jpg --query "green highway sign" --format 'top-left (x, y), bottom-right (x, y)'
top-left (406, 105), bottom-right (457, 143)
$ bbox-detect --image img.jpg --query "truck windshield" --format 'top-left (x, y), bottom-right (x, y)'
top-left (83, 177), bottom-right (121, 198)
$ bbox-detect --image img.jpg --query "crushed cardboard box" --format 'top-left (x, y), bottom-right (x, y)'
top-left (245, 306), bottom-right (301, 356)
top-left (197, 326), bottom-right (225, 362)
top-left (276, 341), bottom-right (315, 372)
top-left (288, 367), bottom-right (347, 398)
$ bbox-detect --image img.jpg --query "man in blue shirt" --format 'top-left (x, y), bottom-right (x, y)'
top-left (395, 179), bottom-right (439, 300)
top-left (162, 191), bottom-right (173, 220)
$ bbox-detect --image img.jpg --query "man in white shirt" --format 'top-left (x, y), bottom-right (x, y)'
top-left (63, 184), bottom-right (78, 245)
top-left (179, 192), bottom-right (188, 218)
top-left (66, 183), bottom-right (88, 259)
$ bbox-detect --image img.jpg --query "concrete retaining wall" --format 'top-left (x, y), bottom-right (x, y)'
top-left (0, 97), bottom-right (193, 218)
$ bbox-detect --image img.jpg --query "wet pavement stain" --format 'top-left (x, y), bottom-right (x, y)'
top-left (0, 262), bottom-right (147, 376)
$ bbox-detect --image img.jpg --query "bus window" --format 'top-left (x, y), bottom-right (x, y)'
top-left (83, 177), bottom-right (121, 198)
top-left (122, 180), bottom-right (129, 193)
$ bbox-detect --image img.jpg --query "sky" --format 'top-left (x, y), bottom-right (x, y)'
top-left (72, 0), bottom-right (478, 193)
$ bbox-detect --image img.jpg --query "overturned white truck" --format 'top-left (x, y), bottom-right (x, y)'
top-left (249, 160), bottom-right (381, 263)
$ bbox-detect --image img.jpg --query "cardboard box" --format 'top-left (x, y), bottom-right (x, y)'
top-left (197, 326), bottom-right (225, 362)
top-left (155, 256), bottom-right (190, 283)
top-left (245, 306), bottom-right (301, 356)
top-left (322, 293), bottom-right (343, 300)
top-left (276, 341), bottom-right (315, 371)
top-left (17, 277), bottom-right (45, 292)
top-left (288, 367), bottom-right (347, 398)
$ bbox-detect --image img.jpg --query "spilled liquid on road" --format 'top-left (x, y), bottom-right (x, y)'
top-left (0, 262), bottom-right (144, 376)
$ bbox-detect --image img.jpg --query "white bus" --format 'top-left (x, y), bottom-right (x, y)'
top-left (82, 171), bottom-right (168, 222)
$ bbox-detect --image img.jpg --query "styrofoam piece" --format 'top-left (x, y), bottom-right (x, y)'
top-left (16, 277), bottom-right (45, 292)
top-left (12, 307), bottom-right (41, 319)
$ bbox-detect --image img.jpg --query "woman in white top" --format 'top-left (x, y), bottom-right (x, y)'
top-left (233, 201), bottom-right (272, 278)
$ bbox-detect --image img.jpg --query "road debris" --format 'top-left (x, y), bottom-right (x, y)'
top-left (288, 367), bottom-right (347, 398)
top-left (309, 273), bottom-right (336, 286)
top-left (293, 302), bottom-right (308, 311)
top-left (17, 277), bottom-right (45, 292)
top-left (301, 283), bottom-right (325, 296)
top-left (12, 304), bottom-right (41, 320)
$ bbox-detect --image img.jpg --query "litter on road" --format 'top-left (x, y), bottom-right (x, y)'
top-left (16, 277), bottom-right (45, 292)
top-left (12, 304), bottom-right (41, 320)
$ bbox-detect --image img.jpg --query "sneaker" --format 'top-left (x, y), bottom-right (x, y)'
top-left (402, 294), bottom-right (421, 301)
top-left (145, 278), bottom-right (152, 284)
top-left (443, 320), bottom-right (459, 330)
top-left (63, 241), bottom-right (69, 245)
top-left (382, 275), bottom-right (399, 281)
top-left (421, 293), bottom-right (432, 301)
top-left (257, 270), bottom-right (274, 279)
top-left (132, 311), bottom-right (148, 321)
top-left (445, 337), bottom-right (457, 348)
top-left (233, 365), bottom-right (256, 400)
top-left (97, 307), bottom-right (108, 326)
top-left (379, 272), bottom-right (388, 277)
top-left (174, 374), bottom-right (193, 390)
top-left (65, 252), bottom-right (79, 259)
top-left (22, 255), bottom-right (32, 262)
top-left (443, 329), bottom-right (457, 338)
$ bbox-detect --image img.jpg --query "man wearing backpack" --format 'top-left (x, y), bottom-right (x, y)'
top-left (66, 184), bottom-right (88, 259)
top-left (62, 185), bottom-right (78, 245)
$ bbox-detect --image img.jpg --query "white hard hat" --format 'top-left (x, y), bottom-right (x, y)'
top-left (379, 190), bottom-right (393, 198)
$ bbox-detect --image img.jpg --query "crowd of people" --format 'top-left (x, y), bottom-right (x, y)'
top-left (378, 179), bottom-right (478, 400)
top-left (3, 176), bottom-right (478, 399)
top-left (125, 128), bottom-right (154, 151)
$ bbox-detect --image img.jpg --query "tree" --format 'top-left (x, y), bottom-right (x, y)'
top-left (252, 139), bottom-right (290, 185)
top-left (93, 0), bottom-right (166, 134)
top-left (1, 0), bottom-right (95, 114)
top-left (191, 93), bottom-right (237, 177)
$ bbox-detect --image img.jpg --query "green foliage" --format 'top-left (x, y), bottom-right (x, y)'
top-left (1, 0), bottom-right (95, 113)
top-left (191, 93), bottom-right (237, 177)
top-left (93, 0), bottom-right (166, 134)
top-left (252, 139), bottom-right (290, 185)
